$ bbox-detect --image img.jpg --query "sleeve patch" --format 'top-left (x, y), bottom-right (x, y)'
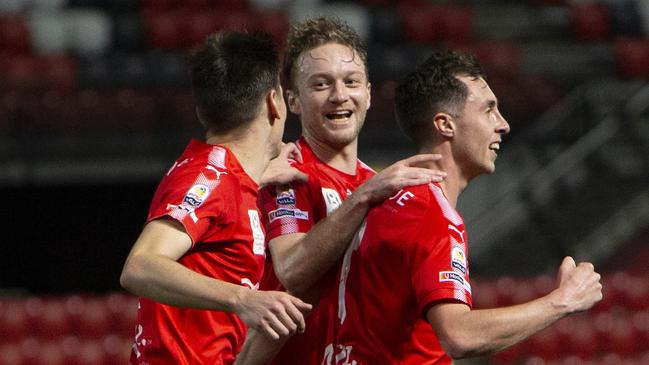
top-left (183, 183), bottom-right (211, 207)
top-left (439, 271), bottom-right (472, 294)
top-left (268, 208), bottom-right (309, 223)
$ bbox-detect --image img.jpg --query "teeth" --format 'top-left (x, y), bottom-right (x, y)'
top-left (326, 111), bottom-right (352, 119)
top-left (489, 143), bottom-right (500, 151)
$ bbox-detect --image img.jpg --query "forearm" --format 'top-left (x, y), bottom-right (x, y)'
top-left (279, 193), bottom-right (370, 294)
top-left (121, 253), bottom-right (243, 312)
top-left (431, 296), bottom-right (567, 358)
top-left (234, 329), bottom-right (286, 365)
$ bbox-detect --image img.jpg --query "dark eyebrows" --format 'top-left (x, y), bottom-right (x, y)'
top-left (485, 99), bottom-right (497, 109)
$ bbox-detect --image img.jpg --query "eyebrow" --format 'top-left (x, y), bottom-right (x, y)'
top-left (307, 71), bottom-right (365, 80)
top-left (485, 99), bottom-right (497, 109)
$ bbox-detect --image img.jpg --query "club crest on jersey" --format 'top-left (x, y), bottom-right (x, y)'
top-left (322, 188), bottom-right (342, 215)
top-left (183, 183), bottom-right (210, 207)
top-left (268, 208), bottom-right (309, 223)
top-left (276, 188), bottom-right (296, 205)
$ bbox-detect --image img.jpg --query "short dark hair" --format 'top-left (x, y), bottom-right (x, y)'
top-left (283, 16), bottom-right (368, 91)
top-left (395, 51), bottom-right (484, 148)
top-left (190, 31), bottom-right (280, 133)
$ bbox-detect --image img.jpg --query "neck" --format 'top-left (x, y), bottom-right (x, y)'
top-left (304, 135), bottom-right (358, 175)
top-left (419, 142), bottom-right (469, 208)
top-left (205, 124), bottom-right (271, 184)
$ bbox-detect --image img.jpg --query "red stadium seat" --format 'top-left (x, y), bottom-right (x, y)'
top-left (472, 41), bottom-right (521, 81)
top-left (28, 298), bottom-right (71, 340)
top-left (41, 56), bottom-right (78, 92)
top-left (570, 3), bottom-right (610, 41)
top-left (105, 292), bottom-right (138, 336)
top-left (102, 335), bottom-right (132, 364)
top-left (471, 279), bottom-right (499, 308)
top-left (398, 5), bottom-right (443, 44)
top-left (36, 341), bottom-right (66, 365)
top-left (494, 276), bottom-right (518, 306)
top-left (0, 16), bottom-right (30, 54)
top-left (76, 297), bottom-right (111, 339)
top-left (632, 311), bottom-right (649, 350)
top-left (142, 11), bottom-right (183, 50)
top-left (528, 326), bottom-right (563, 360)
top-left (565, 316), bottom-right (599, 360)
top-left (615, 37), bottom-right (649, 79)
top-left (184, 11), bottom-right (221, 48)
top-left (441, 6), bottom-right (473, 43)
top-left (622, 274), bottom-right (649, 311)
top-left (0, 55), bottom-right (41, 91)
top-left (0, 300), bottom-right (28, 341)
top-left (0, 343), bottom-right (22, 365)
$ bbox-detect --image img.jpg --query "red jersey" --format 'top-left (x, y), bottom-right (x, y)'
top-left (319, 182), bottom-right (473, 365)
top-left (257, 138), bottom-right (375, 365)
top-left (130, 140), bottom-right (266, 365)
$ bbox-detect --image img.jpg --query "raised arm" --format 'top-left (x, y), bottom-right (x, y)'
top-left (120, 218), bottom-right (311, 340)
top-left (271, 154), bottom-right (446, 296)
top-left (426, 257), bottom-right (603, 359)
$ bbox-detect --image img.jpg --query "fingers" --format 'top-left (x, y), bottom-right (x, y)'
top-left (284, 142), bottom-right (303, 163)
top-left (284, 297), bottom-right (310, 333)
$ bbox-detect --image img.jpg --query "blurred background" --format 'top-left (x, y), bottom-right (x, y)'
top-left (1, 0), bottom-right (648, 364)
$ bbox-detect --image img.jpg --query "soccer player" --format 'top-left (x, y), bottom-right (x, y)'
top-left (234, 17), bottom-right (446, 365)
top-left (119, 31), bottom-right (312, 365)
top-left (315, 51), bottom-right (603, 364)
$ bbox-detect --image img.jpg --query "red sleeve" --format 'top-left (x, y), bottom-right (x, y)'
top-left (409, 205), bottom-right (473, 315)
top-left (148, 167), bottom-right (225, 245)
top-left (258, 181), bottom-right (317, 240)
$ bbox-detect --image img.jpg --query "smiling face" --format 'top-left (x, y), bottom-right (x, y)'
top-left (452, 75), bottom-right (510, 178)
top-left (287, 43), bottom-right (371, 149)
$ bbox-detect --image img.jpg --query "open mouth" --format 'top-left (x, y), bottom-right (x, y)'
top-left (325, 110), bottom-right (353, 121)
top-left (489, 142), bottom-right (500, 152)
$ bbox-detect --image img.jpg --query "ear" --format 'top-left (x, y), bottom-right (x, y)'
top-left (266, 88), bottom-right (282, 123)
top-left (366, 82), bottom-right (371, 110)
top-left (286, 89), bottom-right (301, 115)
top-left (433, 112), bottom-right (455, 138)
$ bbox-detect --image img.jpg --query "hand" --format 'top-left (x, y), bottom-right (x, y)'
top-left (354, 154), bottom-right (446, 206)
top-left (260, 143), bottom-right (308, 188)
top-left (551, 256), bottom-right (603, 313)
top-left (235, 288), bottom-right (312, 340)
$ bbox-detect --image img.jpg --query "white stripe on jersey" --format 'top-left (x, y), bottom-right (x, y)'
top-left (428, 184), bottom-right (463, 226)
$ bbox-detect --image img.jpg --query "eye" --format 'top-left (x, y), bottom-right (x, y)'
top-left (311, 80), bottom-right (330, 89)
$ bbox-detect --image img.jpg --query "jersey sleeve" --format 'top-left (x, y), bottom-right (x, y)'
top-left (258, 181), bottom-right (316, 240)
top-left (148, 167), bottom-right (225, 245)
top-left (409, 205), bottom-right (473, 315)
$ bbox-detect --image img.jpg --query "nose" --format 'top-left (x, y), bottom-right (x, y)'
top-left (497, 110), bottom-right (510, 135)
top-left (328, 80), bottom-right (349, 104)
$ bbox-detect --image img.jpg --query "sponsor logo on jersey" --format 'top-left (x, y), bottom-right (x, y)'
top-left (439, 271), bottom-right (471, 293)
top-left (276, 188), bottom-right (296, 205)
top-left (183, 184), bottom-right (210, 207)
top-left (268, 208), bottom-right (309, 223)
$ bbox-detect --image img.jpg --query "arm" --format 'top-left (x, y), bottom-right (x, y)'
top-left (120, 218), bottom-right (311, 339)
top-left (273, 154), bottom-right (446, 295)
top-left (426, 257), bottom-right (603, 359)
top-left (234, 329), bottom-right (286, 365)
